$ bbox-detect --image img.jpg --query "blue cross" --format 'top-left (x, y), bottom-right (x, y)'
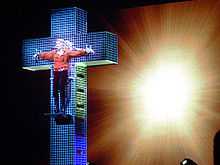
top-left (22, 7), bottom-right (118, 165)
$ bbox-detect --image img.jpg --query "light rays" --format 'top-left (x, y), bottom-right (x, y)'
top-left (88, 0), bottom-right (220, 164)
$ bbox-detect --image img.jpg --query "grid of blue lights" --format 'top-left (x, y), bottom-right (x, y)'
top-left (22, 7), bottom-right (118, 165)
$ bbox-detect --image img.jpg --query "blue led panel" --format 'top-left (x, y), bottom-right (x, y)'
top-left (22, 32), bottom-right (118, 71)
top-left (51, 7), bottom-right (87, 37)
top-left (22, 38), bottom-right (54, 70)
top-left (22, 7), bottom-right (118, 165)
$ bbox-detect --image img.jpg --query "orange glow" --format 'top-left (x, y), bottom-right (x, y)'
top-left (88, 0), bottom-right (220, 164)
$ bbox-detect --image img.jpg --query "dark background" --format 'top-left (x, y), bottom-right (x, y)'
top-left (4, 0), bottom-right (190, 164)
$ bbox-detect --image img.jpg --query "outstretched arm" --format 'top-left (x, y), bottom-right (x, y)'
top-left (66, 46), bottom-right (95, 58)
top-left (39, 50), bottom-right (56, 60)
top-left (66, 49), bottom-right (87, 58)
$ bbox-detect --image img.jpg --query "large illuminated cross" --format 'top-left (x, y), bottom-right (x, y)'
top-left (22, 7), bottom-right (118, 165)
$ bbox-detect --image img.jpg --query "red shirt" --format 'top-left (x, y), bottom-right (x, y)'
top-left (39, 49), bottom-right (86, 71)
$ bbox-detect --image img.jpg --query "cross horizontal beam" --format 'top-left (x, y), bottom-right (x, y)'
top-left (22, 32), bottom-right (118, 71)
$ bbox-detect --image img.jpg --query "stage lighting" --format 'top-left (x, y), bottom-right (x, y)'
top-left (180, 158), bottom-right (198, 165)
top-left (138, 63), bottom-right (194, 123)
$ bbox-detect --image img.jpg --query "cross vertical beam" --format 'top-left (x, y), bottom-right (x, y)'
top-left (22, 7), bottom-right (118, 165)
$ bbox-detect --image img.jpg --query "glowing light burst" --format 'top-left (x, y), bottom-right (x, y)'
top-left (129, 49), bottom-right (204, 164)
top-left (130, 44), bottom-right (204, 141)
top-left (138, 62), bottom-right (194, 123)
top-left (88, 0), bottom-right (220, 164)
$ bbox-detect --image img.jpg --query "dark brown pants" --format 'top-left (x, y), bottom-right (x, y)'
top-left (53, 70), bottom-right (68, 113)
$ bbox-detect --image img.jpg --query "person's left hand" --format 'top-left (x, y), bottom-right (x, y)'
top-left (85, 45), bottom-right (95, 54)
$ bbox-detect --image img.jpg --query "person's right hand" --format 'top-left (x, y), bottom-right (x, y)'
top-left (33, 49), bottom-right (41, 60)
top-left (33, 53), bottom-right (39, 59)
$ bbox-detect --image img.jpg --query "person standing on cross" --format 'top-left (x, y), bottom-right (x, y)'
top-left (34, 38), bottom-right (94, 114)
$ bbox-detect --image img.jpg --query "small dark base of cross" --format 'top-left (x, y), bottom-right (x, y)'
top-left (43, 112), bottom-right (74, 125)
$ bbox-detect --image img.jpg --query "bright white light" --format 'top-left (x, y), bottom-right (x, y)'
top-left (182, 160), bottom-right (188, 165)
top-left (138, 63), bottom-right (193, 123)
